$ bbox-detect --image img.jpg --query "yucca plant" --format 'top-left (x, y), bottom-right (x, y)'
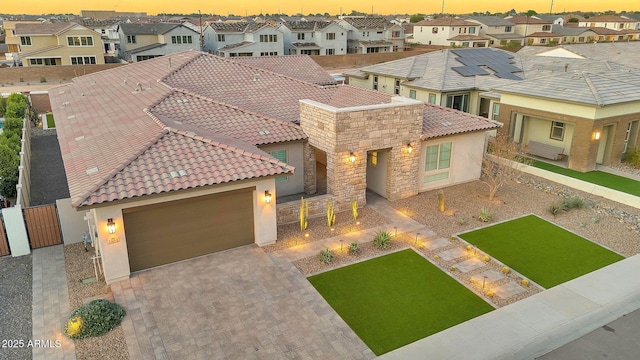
top-left (438, 190), bottom-right (445, 213)
top-left (326, 199), bottom-right (336, 227)
top-left (351, 199), bottom-right (358, 222)
top-left (299, 196), bottom-right (308, 232)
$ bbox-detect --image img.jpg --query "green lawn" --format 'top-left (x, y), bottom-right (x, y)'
top-left (459, 215), bottom-right (624, 288)
top-left (308, 249), bottom-right (494, 355)
top-left (531, 160), bottom-right (640, 197)
top-left (46, 113), bottom-right (55, 128)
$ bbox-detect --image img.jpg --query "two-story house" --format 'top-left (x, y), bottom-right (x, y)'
top-left (337, 17), bottom-right (404, 53)
top-left (3, 20), bottom-right (45, 61)
top-left (579, 15), bottom-right (639, 31)
top-left (505, 15), bottom-right (554, 45)
top-left (14, 22), bottom-right (104, 66)
top-left (118, 23), bottom-right (200, 62)
top-left (466, 16), bottom-right (524, 47)
top-left (203, 23), bottom-right (284, 57)
top-left (413, 17), bottom-right (489, 47)
top-left (278, 21), bottom-right (347, 55)
top-left (78, 19), bottom-right (120, 56)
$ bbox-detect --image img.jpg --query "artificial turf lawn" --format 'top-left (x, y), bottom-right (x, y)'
top-left (532, 160), bottom-right (640, 197)
top-left (459, 215), bottom-right (624, 289)
top-left (46, 113), bottom-right (55, 128)
top-left (307, 249), bottom-right (494, 355)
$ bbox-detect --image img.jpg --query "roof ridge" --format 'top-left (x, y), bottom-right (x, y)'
top-left (581, 72), bottom-right (604, 106)
top-left (74, 128), bottom-right (168, 207)
top-left (158, 51), bottom-right (205, 84)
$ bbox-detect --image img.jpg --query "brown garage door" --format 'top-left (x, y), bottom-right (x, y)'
top-left (123, 188), bottom-right (255, 272)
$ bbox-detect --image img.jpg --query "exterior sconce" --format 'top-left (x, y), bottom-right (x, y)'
top-left (107, 218), bottom-right (116, 234)
top-left (264, 190), bottom-right (272, 204)
top-left (594, 131), bottom-right (601, 140)
top-left (406, 143), bottom-right (414, 154)
top-left (349, 151), bottom-right (356, 163)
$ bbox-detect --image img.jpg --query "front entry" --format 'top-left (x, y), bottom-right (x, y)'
top-left (366, 149), bottom-right (390, 198)
top-left (596, 124), bottom-right (615, 165)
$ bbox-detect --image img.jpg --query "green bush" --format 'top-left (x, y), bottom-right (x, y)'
top-left (373, 231), bottom-right (392, 249)
top-left (4, 93), bottom-right (28, 118)
top-left (0, 97), bottom-right (6, 117)
top-left (64, 299), bottom-right (126, 339)
top-left (348, 242), bottom-right (360, 255)
top-left (318, 248), bottom-right (335, 264)
top-left (626, 148), bottom-right (640, 169)
top-left (562, 197), bottom-right (585, 210)
top-left (40, 76), bottom-right (47, 83)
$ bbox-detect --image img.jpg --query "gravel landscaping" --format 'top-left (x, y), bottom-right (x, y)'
top-left (64, 243), bottom-right (129, 360)
top-left (0, 255), bottom-right (32, 360)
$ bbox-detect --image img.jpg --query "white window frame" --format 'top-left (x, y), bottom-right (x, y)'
top-left (550, 121), bottom-right (565, 141)
top-left (326, 32), bottom-right (335, 40)
top-left (326, 48), bottom-right (335, 55)
top-left (217, 34), bottom-right (225, 42)
top-left (127, 35), bottom-right (136, 44)
top-left (70, 56), bottom-right (97, 65)
top-left (67, 36), bottom-right (94, 46)
top-left (423, 142), bottom-right (452, 183)
top-left (446, 93), bottom-right (469, 112)
top-left (20, 36), bottom-right (32, 46)
top-left (409, 90), bottom-right (416, 99)
top-left (297, 33), bottom-right (305, 40)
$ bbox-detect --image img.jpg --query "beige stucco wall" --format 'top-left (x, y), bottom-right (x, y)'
top-left (259, 141), bottom-right (304, 197)
top-left (419, 132), bottom-right (487, 192)
top-left (90, 177), bottom-right (277, 284)
top-left (22, 27), bottom-right (104, 66)
top-left (522, 117), bottom-right (575, 155)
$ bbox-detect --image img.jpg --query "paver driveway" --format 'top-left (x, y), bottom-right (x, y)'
top-left (111, 245), bottom-right (374, 360)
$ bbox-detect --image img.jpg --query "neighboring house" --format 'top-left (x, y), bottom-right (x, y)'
top-left (413, 17), bottom-right (489, 47)
top-left (14, 22), bottom-right (105, 66)
top-left (337, 17), bottom-right (404, 53)
top-left (117, 23), bottom-right (200, 62)
top-left (344, 45), bottom-right (640, 174)
top-left (50, 50), bottom-right (500, 284)
top-left (3, 20), bottom-right (44, 61)
top-left (505, 16), bottom-right (553, 38)
top-left (550, 25), bottom-right (598, 44)
top-left (278, 21), bottom-right (348, 55)
top-left (78, 19), bottom-right (121, 55)
top-left (203, 23), bottom-right (284, 57)
top-left (579, 14), bottom-right (639, 30)
top-left (466, 16), bottom-right (524, 47)
top-left (534, 15), bottom-right (565, 26)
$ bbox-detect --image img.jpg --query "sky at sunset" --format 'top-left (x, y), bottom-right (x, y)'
top-left (3, 0), bottom-right (639, 16)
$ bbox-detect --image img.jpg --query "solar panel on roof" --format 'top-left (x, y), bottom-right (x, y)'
top-left (452, 66), bottom-right (490, 77)
top-left (452, 48), bottom-right (522, 80)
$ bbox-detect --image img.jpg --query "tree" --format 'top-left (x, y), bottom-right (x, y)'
top-left (0, 97), bottom-right (6, 117)
top-left (0, 142), bottom-right (19, 198)
top-left (410, 14), bottom-right (425, 23)
top-left (568, 18), bottom-right (579, 23)
top-left (480, 133), bottom-right (531, 201)
top-left (4, 93), bottom-right (28, 118)
top-left (525, 10), bottom-right (538, 16)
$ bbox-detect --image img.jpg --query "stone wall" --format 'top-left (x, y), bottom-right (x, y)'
top-left (276, 194), bottom-right (333, 225)
top-left (300, 98), bottom-right (423, 209)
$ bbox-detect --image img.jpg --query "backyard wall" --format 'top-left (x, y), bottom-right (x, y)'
top-left (56, 198), bottom-right (89, 245)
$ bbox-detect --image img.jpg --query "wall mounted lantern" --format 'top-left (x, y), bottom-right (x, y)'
top-left (264, 190), bottom-right (273, 204)
top-left (406, 143), bottom-right (414, 154)
top-left (349, 151), bottom-right (356, 163)
top-left (107, 218), bottom-right (116, 234)
top-left (594, 131), bottom-right (601, 140)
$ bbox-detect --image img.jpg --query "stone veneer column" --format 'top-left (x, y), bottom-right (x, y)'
top-left (303, 142), bottom-right (317, 194)
top-left (568, 120), bottom-right (599, 172)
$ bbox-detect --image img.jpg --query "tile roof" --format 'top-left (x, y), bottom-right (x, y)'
top-left (415, 18), bottom-right (478, 27)
top-left (341, 17), bottom-right (394, 29)
top-left (14, 22), bottom-right (76, 35)
top-left (218, 41), bottom-right (253, 51)
top-left (291, 42), bottom-right (321, 49)
top-left (229, 55), bottom-right (337, 85)
top-left (506, 16), bottom-right (552, 25)
top-left (83, 130), bottom-right (294, 206)
top-left (551, 25), bottom-right (595, 36)
top-left (282, 21), bottom-right (333, 30)
top-left (51, 51), bottom-right (392, 206)
top-left (589, 27), bottom-right (624, 35)
top-left (586, 15), bottom-right (637, 23)
top-left (421, 104), bottom-right (502, 140)
top-left (466, 16), bottom-right (518, 27)
top-left (118, 23), bottom-right (183, 35)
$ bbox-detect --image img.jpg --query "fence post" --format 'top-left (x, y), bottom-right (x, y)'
top-left (3, 205), bottom-right (30, 256)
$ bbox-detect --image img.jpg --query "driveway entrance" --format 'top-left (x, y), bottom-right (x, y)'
top-left (111, 245), bottom-right (373, 359)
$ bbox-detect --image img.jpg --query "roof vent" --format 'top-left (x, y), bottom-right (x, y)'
top-left (75, 136), bottom-right (85, 141)
top-left (441, 121), bottom-right (452, 127)
top-left (170, 171), bottom-right (180, 178)
top-left (258, 129), bottom-right (270, 136)
top-left (86, 167), bottom-right (99, 175)
top-left (253, 73), bottom-right (260, 82)
top-left (67, 115), bottom-right (76, 119)
top-left (178, 169), bottom-right (188, 176)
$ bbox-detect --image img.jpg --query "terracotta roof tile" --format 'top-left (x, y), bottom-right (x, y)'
top-left (229, 55), bottom-right (337, 85)
top-left (421, 104), bottom-right (502, 139)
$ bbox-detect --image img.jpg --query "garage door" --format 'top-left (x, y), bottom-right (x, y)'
top-left (123, 188), bottom-right (255, 272)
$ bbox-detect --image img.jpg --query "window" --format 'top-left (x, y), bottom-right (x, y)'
top-left (428, 93), bottom-right (436, 104)
top-left (127, 35), bottom-right (136, 44)
top-left (424, 142), bottom-right (452, 183)
top-left (469, 27), bottom-right (476, 34)
top-left (550, 122), bottom-right (565, 141)
top-left (28, 58), bottom-right (58, 66)
top-left (67, 36), bottom-right (94, 46)
top-left (578, 36), bottom-right (585, 42)
top-left (136, 55), bottom-right (160, 61)
top-left (462, 42), bottom-right (470, 47)
top-left (326, 32), bottom-right (335, 40)
top-left (70, 56), bottom-right (97, 65)
top-left (492, 103), bottom-right (500, 121)
top-left (260, 51), bottom-right (278, 56)
top-left (217, 34), bottom-right (225, 42)
top-left (373, 76), bottom-right (378, 90)
top-left (409, 90), bottom-right (416, 99)
top-left (297, 33), bottom-right (305, 40)
top-left (446, 93), bottom-right (469, 112)
top-left (300, 49), bottom-right (320, 55)
top-left (326, 48), bottom-right (335, 55)
top-left (432, 27), bottom-right (438, 34)
top-left (172, 35), bottom-right (193, 44)
top-left (394, 78), bottom-right (400, 95)
top-left (270, 150), bottom-right (288, 182)
top-left (392, 30), bottom-right (401, 38)
top-left (542, 25), bottom-right (551, 31)
top-left (505, 25), bottom-right (512, 32)
top-left (366, 47), bottom-right (380, 53)
top-left (20, 36), bottom-right (32, 46)
top-left (260, 34), bottom-right (277, 42)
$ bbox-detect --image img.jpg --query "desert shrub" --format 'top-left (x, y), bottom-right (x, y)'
top-left (562, 197), bottom-right (585, 210)
top-left (348, 242), bottom-right (360, 255)
top-left (64, 299), bottom-right (126, 339)
top-left (626, 148), bottom-right (640, 168)
top-left (373, 231), bottom-right (392, 249)
top-left (0, 97), bottom-right (5, 117)
top-left (478, 207), bottom-right (492, 222)
top-left (318, 248), bottom-right (334, 264)
top-left (549, 203), bottom-right (562, 217)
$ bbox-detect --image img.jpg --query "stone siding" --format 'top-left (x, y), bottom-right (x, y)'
top-left (276, 194), bottom-right (333, 225)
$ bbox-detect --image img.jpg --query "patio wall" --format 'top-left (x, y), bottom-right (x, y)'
top-left (276, 193), bottom-right (333, 225)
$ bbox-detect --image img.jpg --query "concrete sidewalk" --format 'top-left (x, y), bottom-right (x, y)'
top-left (378, 253), bottom-right (640, 360)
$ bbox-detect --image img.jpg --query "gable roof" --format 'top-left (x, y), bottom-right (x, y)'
top-left (50, 51), bottom-right (392, 207)
top-left (281, 21), bottom-right (335, 31)
top-left (230, 55), bottom-right (337, 85)
top-left (466, 16), bottom-right (515, 26)
top-left (14, 22), bottom-right (79, 35)
top-left (118, 23), bottom-right (197, 35)
top-left (505, 16), bottom-right (552, 25)
top-left (585, 15), bottom-right (637, 23)
top-left (340, 17), bottom-right (395, 29)
top-left (422, 104), bottom-right (502, 139)
top-left (415, 18), bottom-right (478, 27)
